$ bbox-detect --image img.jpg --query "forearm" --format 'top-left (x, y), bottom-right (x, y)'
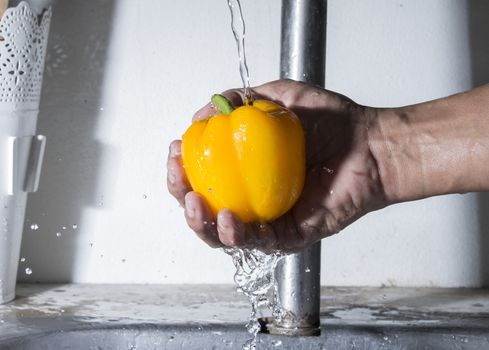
top-left (369, 85), bottom-right (489, 204)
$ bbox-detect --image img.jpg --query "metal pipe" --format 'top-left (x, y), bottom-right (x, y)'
top-left (280, 0), bottom-right (327, 85)
top-left (269, 0), bottom-right (327, 337)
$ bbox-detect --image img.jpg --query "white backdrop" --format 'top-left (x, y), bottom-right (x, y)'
top-left (18, 0), bottom-right (489, 287)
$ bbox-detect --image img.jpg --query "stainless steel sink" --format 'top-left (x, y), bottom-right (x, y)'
top-left (1, 284), bottom-right (489, 349)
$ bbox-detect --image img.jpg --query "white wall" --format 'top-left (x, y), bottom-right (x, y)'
top-left (18, 0), bottom-right (489, 287)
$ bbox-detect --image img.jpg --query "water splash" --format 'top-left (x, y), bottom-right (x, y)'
top-left (224, 248), bottom-right (284, 350)
top-left (226, 0), bottom-right (252, 102)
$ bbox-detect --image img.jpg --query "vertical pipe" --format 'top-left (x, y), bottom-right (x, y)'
top-left (280, 0), bottom-right (327, 85)
top-left (270, 0), bottom-right (326, 337)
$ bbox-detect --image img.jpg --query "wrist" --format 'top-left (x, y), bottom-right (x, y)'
top-left (366, 106), bottom-right (416, 205)
top-left (368, 103), bottom-right (461, 204)
top-left (367, 87), bottom-right (489, 205)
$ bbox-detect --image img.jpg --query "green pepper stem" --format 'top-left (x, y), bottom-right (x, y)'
top-left (212, 94), bottom-right (235, 115)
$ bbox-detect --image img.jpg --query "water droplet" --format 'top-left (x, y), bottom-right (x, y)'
top-left (142, 194), bottom-right (147, 199)
top-left (203, 221), bottom-right (208, 225)
top-left (305, 267), bottom-right (311, 272)
top-left (99, 107), bottom-right (104, 111)
top-left (20, 257), bottom-right (26, 262)
top-left (329, 190), bottom-right (334, 195)
top-left (62, 226), bottom-right (67, 230)
top-left (72, 224), bottom-right (78, 229)
top-left (89, 242), bottom-right (94, 248)
top-left (208, 188), bottom-right (213, 193)
top-left (56, 232), bottom-right (61, 237)
top-left (322, 166), bottom-right (334, 174)
top-left (382, 294), bottom-right (387, 300)
top-left (25, 267), bottom-right (32, 275)
top-left (272, 340), bottom-right (282, 347)
top-left (30, 224), bottom-right (39, 230)
top-left (121, 259), bottom-right (126, 263)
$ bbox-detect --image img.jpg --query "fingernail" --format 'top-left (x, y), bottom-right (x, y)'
top-left (185, 200), bottom-right (195, 219)
top-left (218, 221), bottom-right (229, 233)
top-left (218, 210), bottom-right (238, 235)
top-left (169, 142), bottom-right (181, 157)
top-left (193, 103), bottom-right (214, 120)
top-left (168, 167), bottom-right (176, 184)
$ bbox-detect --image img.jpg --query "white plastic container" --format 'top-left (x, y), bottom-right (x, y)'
top-left (0, 1), bottom-right (51, 304)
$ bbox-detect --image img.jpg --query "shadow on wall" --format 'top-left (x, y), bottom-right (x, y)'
top-left (18, 0), bottom-right (117, 282)
top-left (468, 1), bottom-right (489, 286)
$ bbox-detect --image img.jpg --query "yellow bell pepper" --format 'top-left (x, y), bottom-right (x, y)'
top-left (181, 94), bottom-right (305, 223)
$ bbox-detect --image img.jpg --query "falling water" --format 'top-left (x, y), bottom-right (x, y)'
top-left (226, 0), bottom-right (252, 102)
top-left (223, 1), bottom-right (286, 348)
top-left (224, 248), bottom-right (285, 350)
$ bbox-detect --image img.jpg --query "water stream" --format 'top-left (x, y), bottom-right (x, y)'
top-left (224, 248), bottom-right (284, 350)
top-left (226, 0), bottom-right (252, 102)
top-left (224, 2), bottom-right (286, 349)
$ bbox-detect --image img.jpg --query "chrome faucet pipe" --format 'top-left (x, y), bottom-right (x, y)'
top-left (280, 0), bottom-right (327, 86)
top-left (270, 0), bottom-right (327, 337)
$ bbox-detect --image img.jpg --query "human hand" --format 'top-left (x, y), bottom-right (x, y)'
top-left (167, 79), bottom-right (386, 253)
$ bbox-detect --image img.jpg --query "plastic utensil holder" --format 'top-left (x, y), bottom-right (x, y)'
top-left (0, 1), bottom-right (51, 304)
